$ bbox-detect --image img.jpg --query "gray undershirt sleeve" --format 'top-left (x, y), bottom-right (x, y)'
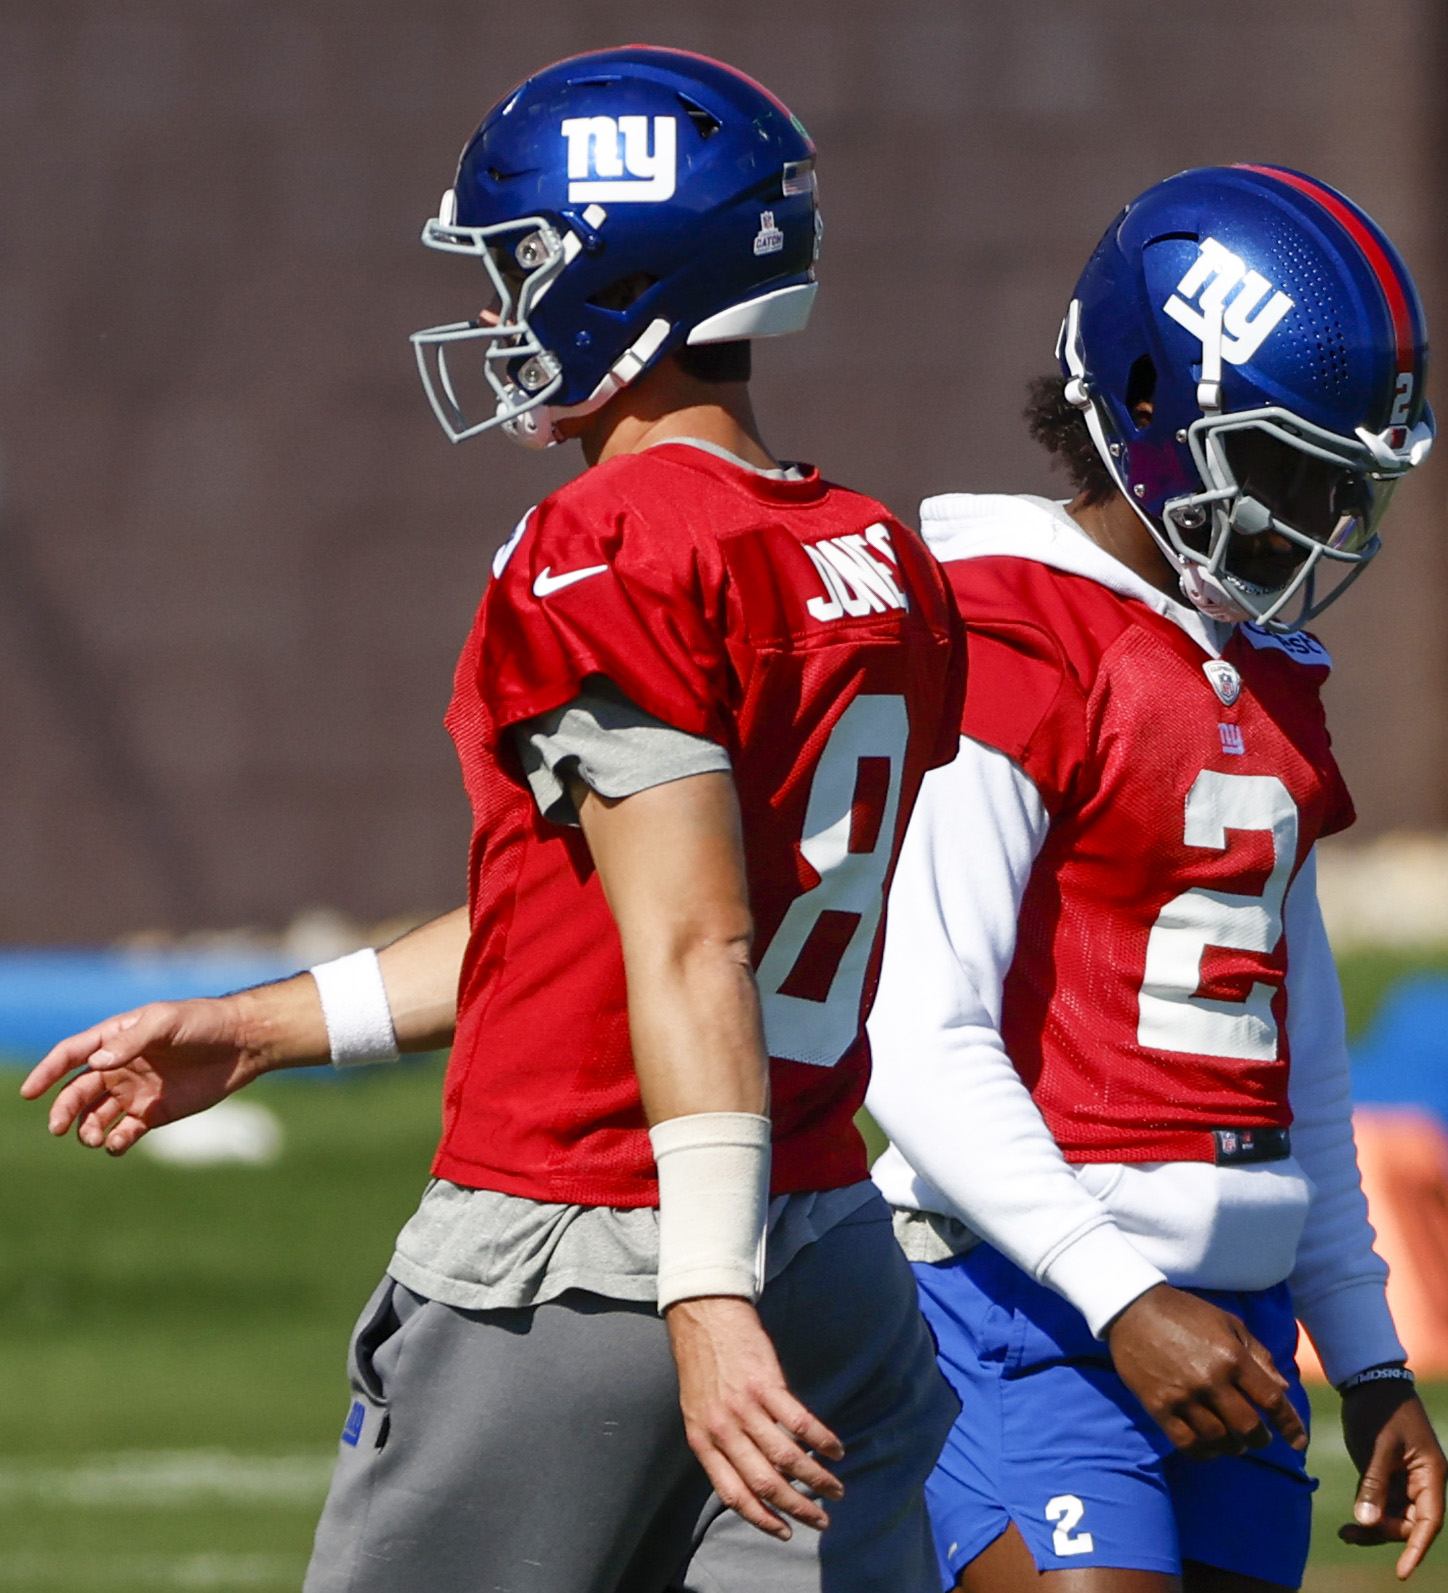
top-left (513, 677), bottom-right (732, 826)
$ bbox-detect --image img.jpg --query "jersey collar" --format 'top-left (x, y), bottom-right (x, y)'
top-left (641, 438), bottom-right (825, 502)
top-left (919, 492), bottom-right (1230, 658)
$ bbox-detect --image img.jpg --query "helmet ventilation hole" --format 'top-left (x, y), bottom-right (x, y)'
top-left (677, 94), bottom-right (721, 139)
top-left (587, 272), bottom-right (659, 312)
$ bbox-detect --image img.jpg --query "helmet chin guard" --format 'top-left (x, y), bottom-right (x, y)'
top-left (1058, 165), bottom-right (1434, 633)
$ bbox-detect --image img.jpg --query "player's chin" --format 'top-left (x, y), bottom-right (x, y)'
top-left (1227, 555), bottom-right (1307, 594)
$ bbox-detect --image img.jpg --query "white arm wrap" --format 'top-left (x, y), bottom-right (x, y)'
top-left (309, 948), bottom-right (401, 1069)
top-left (649, 1111), bottom-right (771, 1312)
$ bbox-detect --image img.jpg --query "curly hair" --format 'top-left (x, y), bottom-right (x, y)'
top-left (1023, 374), bottom-right (1116, 506)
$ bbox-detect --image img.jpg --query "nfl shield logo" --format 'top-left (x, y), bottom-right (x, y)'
top-left (1203, 659), bottom-right (1242, 706)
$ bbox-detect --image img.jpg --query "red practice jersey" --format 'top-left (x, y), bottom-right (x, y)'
top-left (956, 557), bottom-right (1354, 1164)
top-left (438, 443), bottom-right (963, 1205)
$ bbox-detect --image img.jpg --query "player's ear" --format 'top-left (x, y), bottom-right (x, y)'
top-left (1125, 354), bottom-right (1156, 431)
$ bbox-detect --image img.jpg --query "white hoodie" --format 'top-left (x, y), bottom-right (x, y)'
top-left (866, 493), bottom-right (1403, 1386)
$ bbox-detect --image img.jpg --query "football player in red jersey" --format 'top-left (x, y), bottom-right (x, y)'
top-left (866, 167), bottom-right (1445, 1593)
top-left (23, 49), bottom-right (964, 1593)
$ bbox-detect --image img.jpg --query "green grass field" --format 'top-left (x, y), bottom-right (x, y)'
top-left (0, 948), bottom-right (1446, 1590)
top-left (0, 1061), bottom-right (445, 1590)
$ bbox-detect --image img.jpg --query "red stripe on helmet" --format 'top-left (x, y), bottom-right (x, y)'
top-left (1234, 164), bottom-right (1417, 376)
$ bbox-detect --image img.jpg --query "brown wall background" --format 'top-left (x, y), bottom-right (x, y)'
top-left (1, 1), bottom-right (1444, 940)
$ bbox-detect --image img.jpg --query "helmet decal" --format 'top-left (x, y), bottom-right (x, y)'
top-left (1163, 237), bottom-right (1294, 370)
top-left (561, 115), bottom-right (677, 203)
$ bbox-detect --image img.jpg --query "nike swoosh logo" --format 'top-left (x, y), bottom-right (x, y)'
top-left (532, 564), bottom-right (608, 598)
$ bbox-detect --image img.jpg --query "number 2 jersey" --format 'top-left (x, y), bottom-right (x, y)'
top-left (868, 493), bottom-right (1401, 1380)
top-left (435, 441), bottom-right (963, 1207)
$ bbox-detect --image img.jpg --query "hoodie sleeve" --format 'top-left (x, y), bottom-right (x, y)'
top-left (1285, 848), bottom-right (1406, 1384)
top-left (867, 734), bottom-right (1167, 1336)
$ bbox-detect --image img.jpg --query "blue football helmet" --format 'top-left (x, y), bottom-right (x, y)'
top-left (1058, 164), bottom-right (1433, 631)
top-left (411, 47), bottom-right (820, 449)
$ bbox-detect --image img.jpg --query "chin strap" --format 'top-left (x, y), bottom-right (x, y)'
top-left (502, 318), bottom-right (674, 450)
top-left (1177, 561), bottom-right (1255, 623)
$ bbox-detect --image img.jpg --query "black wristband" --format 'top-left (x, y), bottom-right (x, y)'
top-left (1337, 1362), bottom-right (1415, 1394)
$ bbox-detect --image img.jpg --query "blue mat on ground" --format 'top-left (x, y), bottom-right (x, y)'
top-left (0, 954), bottom-right (1445, 1111)
top-left (0, 949), bottom-right (300, 1063)
top-left (1350, 975), bottom-right (1448, 1120)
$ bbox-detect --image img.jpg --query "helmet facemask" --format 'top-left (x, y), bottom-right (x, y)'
top-left (411, 197), bottom-right (679, 450)
top-left (1158, 408), bottom-right (1420, 632)
top-left (411, 201), bottom-right (574, 445)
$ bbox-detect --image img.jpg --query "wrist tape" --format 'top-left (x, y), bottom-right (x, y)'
top-left (310, 949), bottom-right (400, 1068)
top-left (649, 1111), bottom-right (771, 1312)
top-left (1337, 1362), bottom-right (1415, 1394)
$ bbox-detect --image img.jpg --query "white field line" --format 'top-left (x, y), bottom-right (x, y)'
top-left (0, 1450), bottom-right (333, 1508)
top-left (0, 1551), bottom-right (304, 1588)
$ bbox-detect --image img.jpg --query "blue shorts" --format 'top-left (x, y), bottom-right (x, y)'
top-left (913, 1245), bottom-right (1316, 1589)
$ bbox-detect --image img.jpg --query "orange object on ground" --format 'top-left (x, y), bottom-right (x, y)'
top-left (1298, 1106), bottom-right (1448, 1381)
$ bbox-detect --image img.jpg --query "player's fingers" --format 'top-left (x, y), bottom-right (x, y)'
top-left (86, 1006), bottom-right (182, 1071)
top-left (76, 1093), bottom-right (129, 1148)
top-left (1174, 1400), bottom-right (1239, 1456)
top-left (1202, 1383), bottom-right (1271, 1450)
top-left (21, 1027), bottom-right (113, 1100)
top-left (1355, 1443), bottom-right (1396, 1530)
top-left (1400, 1507), bottom-right (1439, 1579)
top-left (685, 1435), bottom-right (792, 1540)
top-left (739, 1407), bottom-right (843, 1501)
top-left (1398, 1453), bottom-right (1447, 1578)
top-left (102, 1115), bottom-right (151, 1157)
top-left (719, 1431), bottom-right (830, 1532)
top-left (47, 1070), bottom-right (113, 1136)
top-left (1157, 1412), bottom-right (1202, 1453)
top-left (758, 1385), bottom-right (845, 1463)
top-left (26, 1008), bottom-right (167, 1112)
top-left (1237, 1335), bottom-right (1307, 1450)
top-left (1347, 1516), bottom-right (1411, 1546)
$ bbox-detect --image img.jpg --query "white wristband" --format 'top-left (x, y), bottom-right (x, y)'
top-left (309, 949), bottom-right (400, 1068)
top-left (649, 1111), bottom-right (771, 1312)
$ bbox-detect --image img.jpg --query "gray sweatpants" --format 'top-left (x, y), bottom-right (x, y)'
top-left (304, 1194), bottom-right (957, 1593)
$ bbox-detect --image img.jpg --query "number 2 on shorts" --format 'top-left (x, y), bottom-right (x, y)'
top-left (756, 694), bottom-right (909, 1068)
top-left (1045, 1494), bottom-right (1095, 1557)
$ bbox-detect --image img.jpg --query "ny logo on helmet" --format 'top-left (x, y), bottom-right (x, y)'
top-left (561, 116), bottom-right (677, 204)
top-left (1163, 237), bottom-right (1294, 366)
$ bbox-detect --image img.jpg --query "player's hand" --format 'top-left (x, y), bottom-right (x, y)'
top-left (1106, 1283), bottom-right (1307, 1458)
top-left (1338, 1381), bottom-right (1446, 1578)
top-left (21, 995), bottom-right (265, 1155)
top-left (665, 1295), bottom-right (845, 1540)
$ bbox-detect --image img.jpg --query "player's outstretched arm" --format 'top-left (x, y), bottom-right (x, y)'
top-left (1339, 1380), bottom-right (1447, 1578)
top-left (1106, 1283), bottom-right (1308, 1458)
top-left (20, 977), bottom-right (329, 1154)
top-left (22, 906), bottom-right (471, 1155)
top-left (577, 772), bottom-right (845, 1542)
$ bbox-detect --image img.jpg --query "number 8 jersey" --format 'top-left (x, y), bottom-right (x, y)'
top-left (436, 442), bottom-right (963, 1205)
